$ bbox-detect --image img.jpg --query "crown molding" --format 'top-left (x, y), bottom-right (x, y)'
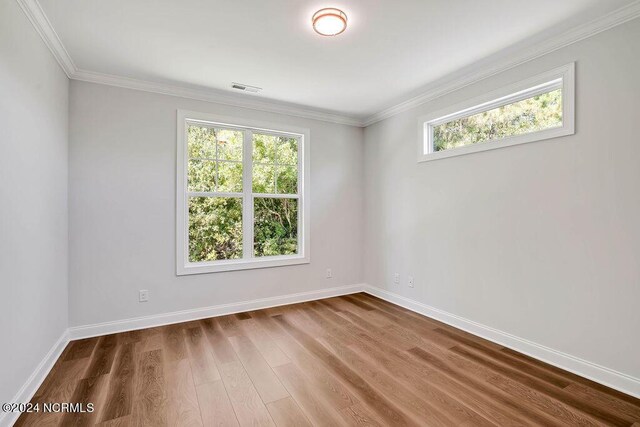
top-left (17, 0), bottom-right (640, 128)
top-left (15, 0), bottom-right (77, 77)
top-left (16, 0), bottom-right (364, 127)
top-left (362, 0), bottom-right (640, 126)
top-left (71, 69), bottom-right (365, 127)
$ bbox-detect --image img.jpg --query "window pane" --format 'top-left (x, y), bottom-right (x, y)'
top-left (188, 197), bottom-right (243, 262)
top-left (188, 125), bottom-right (243, 160)
top-left (188, 159), bottom-right (216, 192)
top-left (433, 88), bottom-right (563, 152)
top-left (253, 133), bottom-right (277, 163)
top-left (252, 164), bottom-right (275, 193)
top-left (188, 125), bottom-right (217, 158)
top-left (254, 198), bottom-right (298, 257)
top-left (217, 129), bottom-right (243, 161)
top-left (276, 166), bottom-right (297, 194)
top-left (217, 161), bottom-right (243, 193)
top-left (277, 137), bottom-right (298, 166)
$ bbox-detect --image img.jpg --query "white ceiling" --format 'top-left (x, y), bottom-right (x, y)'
top-left (38, 0), bottom-right (636, 121)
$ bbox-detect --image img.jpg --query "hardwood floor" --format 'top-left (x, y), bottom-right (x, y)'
top-left (15, 293), bottom-right (640, 426)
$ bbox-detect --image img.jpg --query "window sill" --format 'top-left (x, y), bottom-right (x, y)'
top-left (418, 125), bottom-right (574, 163)
top-left (177, 254), bottom-right (310, 275)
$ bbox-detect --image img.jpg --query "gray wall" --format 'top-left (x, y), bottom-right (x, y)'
top-left (363, 18), bottom-right (640, 379)
top-left (0, 0), bottom-right (69, 405)
top-left (68, 81), bottom-right (364, 327)
top-left (4, 0), bottom-right (639, 405)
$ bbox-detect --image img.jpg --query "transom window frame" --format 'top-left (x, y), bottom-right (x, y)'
top-left (418, 62), bottom-right (575, 162)
top-left (176, 110), bottom-right (310, 275)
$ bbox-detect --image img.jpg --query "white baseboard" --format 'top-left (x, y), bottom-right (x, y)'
top-left (363, 284), bottom-right (640, 399)
top-left (69, 284), bottom-right (365, 340)
top-left (6, 282), bottom-right (637, 427)
top-left (2, 284), bottom-right (364, 426)
top-left (0, 330), bottom-right (70, 427)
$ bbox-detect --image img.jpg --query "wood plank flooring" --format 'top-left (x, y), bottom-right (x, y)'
top-left (15, 293), bottom-right (640, 426)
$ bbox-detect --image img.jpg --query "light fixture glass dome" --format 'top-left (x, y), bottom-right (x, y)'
top-left (312, 8), bottom-right (347, 36)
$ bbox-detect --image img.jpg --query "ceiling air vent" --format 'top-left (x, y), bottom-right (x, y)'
top-left (231, 82), bottom-right (262, 93)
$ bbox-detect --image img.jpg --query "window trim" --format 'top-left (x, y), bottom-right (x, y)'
top-left (176, 110), bottom-right (310, 275)
top-left (418, 62), bottom-right (575, 162)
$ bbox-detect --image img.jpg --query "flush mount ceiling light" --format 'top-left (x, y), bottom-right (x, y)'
top-left (312, 8), bottom-right (347, 36)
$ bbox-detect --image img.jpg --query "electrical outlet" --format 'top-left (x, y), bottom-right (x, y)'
top-left (408, 276), bottom-right (414, 288)
top-left (393, 273), bottom-right (400, 285)
top-left (326, 268), bottom-right (332, 279)
top-left (139, 289), bottom-right (149, 302)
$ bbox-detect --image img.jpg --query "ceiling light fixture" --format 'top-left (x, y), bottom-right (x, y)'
top-left (312, 8), bottom-right (347, 36)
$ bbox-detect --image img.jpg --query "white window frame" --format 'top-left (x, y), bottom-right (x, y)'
top-left (176, 110), bottom-right (310, 275)
top-left (418, 62), bottom-right (575, 162)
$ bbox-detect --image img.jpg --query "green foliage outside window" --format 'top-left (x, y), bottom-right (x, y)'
top-left (188, 125), bottom-right (244, 262)
top-left (433, 89), bottom-right (563, 151)
top-left (189, 197), bottom-right (243, 262)
top-left (186, 125), bottom-right (300, 262)
top-left (188, 126), bottom-right (243, 192)
top-left (252, 134), bottom-right (298, 194)
top-left (252, 134), bottom-right (299, 256)
top-left (254, 198), bottom-right (298, 257)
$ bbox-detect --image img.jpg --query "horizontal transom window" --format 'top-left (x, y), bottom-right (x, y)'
top-left (419, 63), bottom-right (575, 162)
top-left (176, 111), bottom-right (310, 275)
